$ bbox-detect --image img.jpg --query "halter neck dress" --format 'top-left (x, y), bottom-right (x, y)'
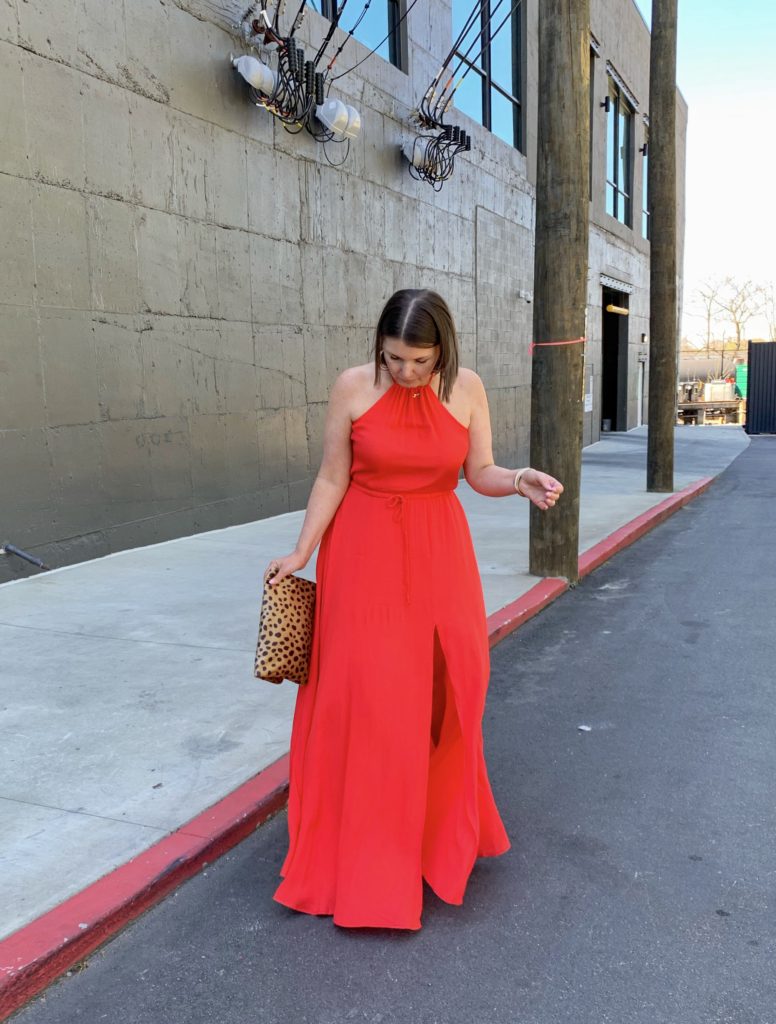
top-left (273, 379), bottom-right (510, 929)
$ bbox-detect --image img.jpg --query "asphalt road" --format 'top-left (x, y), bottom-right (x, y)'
top-left (17, 437), bottom-right (776, 1024)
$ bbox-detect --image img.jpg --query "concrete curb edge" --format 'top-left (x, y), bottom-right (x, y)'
top-left (487, 578), bottom-right (569, 647)
top-left (0, 756), bottom-right (289, 1021)
top-left (0, 474), bottom-right (715, 1019)
top-left (578, 476), bottom-right (715, 578)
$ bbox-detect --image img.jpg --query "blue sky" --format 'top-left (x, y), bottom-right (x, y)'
top-left (634, 0), bottom-right (776, 338)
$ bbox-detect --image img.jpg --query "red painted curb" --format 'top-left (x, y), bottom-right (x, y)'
top-left (487, 577), bottom-right (568, 647)
top-left (0, 475), bottom-right (715, 1019)
top-left (0, 755), bottom-right (290, 1021)
top-left (578, 476), bottom-right (714, 579)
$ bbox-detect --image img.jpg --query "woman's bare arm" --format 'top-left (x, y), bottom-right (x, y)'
top-left (266, 369), bottom-right (359, 583)
top-left (462, 372), bottom-right (563, 509)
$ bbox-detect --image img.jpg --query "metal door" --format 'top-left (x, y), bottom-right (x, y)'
top-left (746, 341), bottom-right (776, 435)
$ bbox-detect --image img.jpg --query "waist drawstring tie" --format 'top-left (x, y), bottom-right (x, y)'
top-left (350, 481), bottom-right (453, 607)
top-left (386, 495), bottom-right (411, 605)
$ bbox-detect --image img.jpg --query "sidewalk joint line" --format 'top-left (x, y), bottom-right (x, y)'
top-left (0, 621), bottom-right (253, 653)
top-left (0, 795), bottom-right (174, 834)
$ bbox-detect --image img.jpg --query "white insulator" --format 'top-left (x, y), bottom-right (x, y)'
top-left (402, 138), bottom-right (433, 170)
top-left (232, 54), bottom-right (276, 94)
top-left (343, 105), bottom-right (362, 140)
top-left (316, 99), bottom-right (350, 138)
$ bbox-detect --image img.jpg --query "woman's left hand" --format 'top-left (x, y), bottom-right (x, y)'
top-left (519, 469), bottom-right (564, 510)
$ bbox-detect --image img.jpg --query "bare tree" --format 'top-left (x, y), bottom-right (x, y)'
top-left (716, 278), bottom-right (765, 356)
top-left (695, 278), bottom-right (725, 356)
top-left (758, 283), bottom-right (776, 342)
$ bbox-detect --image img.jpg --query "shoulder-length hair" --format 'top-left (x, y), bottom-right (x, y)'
top-left (372, 289), bottom-right (460, 403)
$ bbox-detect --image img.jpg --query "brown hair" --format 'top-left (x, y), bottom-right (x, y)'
top-left (372, 289), bottom-right (459, 403)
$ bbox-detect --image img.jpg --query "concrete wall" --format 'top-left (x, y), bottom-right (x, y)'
top-left (588, 0), bottom-right (688, 436)
top-left (0, 0), bottom-right (685, 581)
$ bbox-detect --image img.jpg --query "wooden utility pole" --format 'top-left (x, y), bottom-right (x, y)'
top-left (529, 0), bottom-right (590, 582)
top-left (646, 0), bottom-right (679, 491)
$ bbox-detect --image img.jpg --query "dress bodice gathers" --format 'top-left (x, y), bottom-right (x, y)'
top-left (350, 381), bottom-right (470, 494)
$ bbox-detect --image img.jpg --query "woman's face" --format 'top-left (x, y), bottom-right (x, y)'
top-left (381, 337), bottom-right (440, 388)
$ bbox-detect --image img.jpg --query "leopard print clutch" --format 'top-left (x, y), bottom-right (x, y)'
top-left (254, 573), bottom-right (316, 685)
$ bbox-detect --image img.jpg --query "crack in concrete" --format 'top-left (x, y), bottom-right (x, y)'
top-left (0, 794), bottom-right (175, 834)
top-left (0, 620), bottom-right (256, 653)
top-left (1, 160), bottom-right (410, 253)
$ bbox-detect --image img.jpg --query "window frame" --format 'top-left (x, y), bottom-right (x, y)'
top-left (605, 77), bottom-right (634, 227)
top-left (451, 0), bottom-right (523, 152)
top-left (588, 45), bottom-right (598, 200)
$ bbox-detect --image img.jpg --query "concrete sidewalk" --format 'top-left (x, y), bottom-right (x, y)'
top-left (0, 426), bottom-right (748, 952)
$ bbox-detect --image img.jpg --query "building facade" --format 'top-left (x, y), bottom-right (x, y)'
top-left (0, 0), bottom-right (686, 580)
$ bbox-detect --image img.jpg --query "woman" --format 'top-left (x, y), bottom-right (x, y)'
top-left (267, 289), bottom-right (562, 930)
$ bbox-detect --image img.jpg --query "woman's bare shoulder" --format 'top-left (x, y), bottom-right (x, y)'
top-left (455, 367), bottom-right (486, 396)
top-left (332, 364), bottom-right (378, 397)
top-left (337, 363), bottom-right (374, 385)
top-left (331, 364), bottom-right (386, 418)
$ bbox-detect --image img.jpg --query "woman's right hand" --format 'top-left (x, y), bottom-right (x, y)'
top-left (264, 551), bottom-right (308, 586)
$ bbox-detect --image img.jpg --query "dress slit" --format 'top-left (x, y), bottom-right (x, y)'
top-left (430, 627), bottom-right (448, 748)
top-left (422, 626), bottom-right (480, 904)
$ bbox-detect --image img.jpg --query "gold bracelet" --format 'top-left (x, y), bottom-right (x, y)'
top-left (514, 468), bottom-right (528, 497)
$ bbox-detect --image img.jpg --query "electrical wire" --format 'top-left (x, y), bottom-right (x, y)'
top-left (323, 0), bottom-right (376, 73)
top-left (405, 0), bottom-right (526, 188)
top-left (322, 137), bottom-right (352, 165)
top-left (451, 0), bottom-right (522, 86)
top-left (237, 0), bottom-right (409, 148)
top-left (437, 0), bottom-right (484, 77)
top-left (410, 0), bottom-right (522, 128)
top-left (248, 32), bottom-right (316, 128)
top-left (313, 0), bottom-right (351, 66)
top-left (417, 0), bottom-right (492, 122)
top-left (431, 0), bottom-right (522, 122)
top-left (406, 126), bottom-right (470, 189)
top-left (287, 0), bottom-right (309, 36)
top-left (328, 0), bottom-right (424, 82)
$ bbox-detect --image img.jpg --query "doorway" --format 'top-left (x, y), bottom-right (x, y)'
top-left (601, 287), bottom-right (629, 432)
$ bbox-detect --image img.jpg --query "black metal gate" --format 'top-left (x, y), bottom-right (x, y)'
top-left (746, 341), bottom-right (776, 435)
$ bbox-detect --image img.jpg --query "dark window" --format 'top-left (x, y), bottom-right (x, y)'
top-left (321, 0), bottom-right (403, 69)
top-left (451, 0), bottom-right (523, 151)
top-left (605, 79), bottom-right (633, 226)
top-left (642, 138), bottom-right (650, 239)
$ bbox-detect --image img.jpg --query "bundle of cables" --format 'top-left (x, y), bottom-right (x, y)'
top-left (232, 2), bottom-right (325, 135)
top-left (404, 125), bottom-right (471, 191)
top-left (404, 0), bottom-right (522, 187)
top-left (231, 0), bottom-right (420, 158)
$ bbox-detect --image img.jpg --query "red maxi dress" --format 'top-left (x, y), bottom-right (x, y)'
top-left (273, 379), bottom-right (510, 929)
